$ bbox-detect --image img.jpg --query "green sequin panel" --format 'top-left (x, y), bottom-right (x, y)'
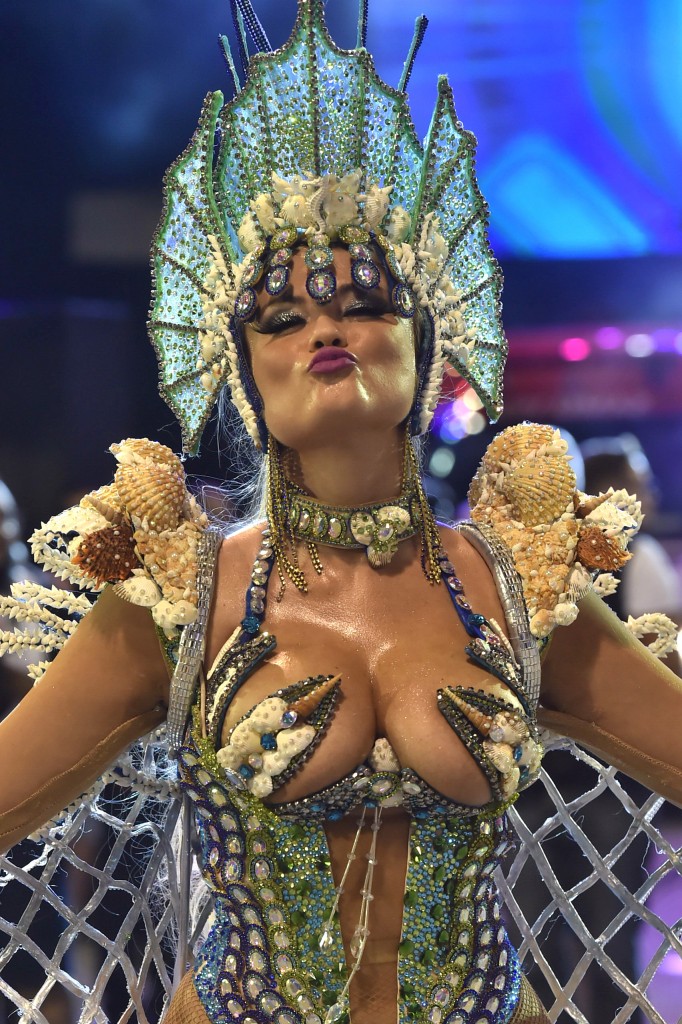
top-left (399, 812), bottom-right (503, 1023)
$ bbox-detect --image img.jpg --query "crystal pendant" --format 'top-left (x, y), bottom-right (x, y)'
top-left (318, 926), bottom-right (334, 951)
top-left (324, 1001), bottom-right (346, 1023)
top-left (350, 929), bottom-right (366, 959)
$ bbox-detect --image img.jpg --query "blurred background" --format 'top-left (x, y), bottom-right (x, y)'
top-left (1, 2), bottom-right (682, 1019)
top-left (1, 0), bottom-right (682, 537)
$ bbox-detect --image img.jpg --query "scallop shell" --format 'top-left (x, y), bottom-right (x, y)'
top-left (288, 674), bottom-right (341, 717)
top-left (500, 455), bottom-right (576, 527)
top-left (113, 574), bottom-right (162, 607)
top-left (250, 773), bottom-right (274, 798)
top-left (483, 740), bottom-right (515, 774)
top-left (483, 424), bottom-right (562, 471)
top-left (451, 694), bottom-right (493, 735)
top-left (229, 721), bottom-right (264, 756)
top-left (260, 751), bottom-right (289, 776)
top-left (367, 543), bottom-right (397, 567)
top-left (72, 524), bottom-right (137, 586)
top-left (115, 461), bottom-right (186, 531)
top-left (350, 511), bottom-right (376, 545)
top-left (576, 524), bottom-right (631, 571)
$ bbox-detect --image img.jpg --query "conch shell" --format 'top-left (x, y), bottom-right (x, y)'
top-left (80, 483), bottom-right (125, 524)
top-left (451, 694), bottom-right (493, 735)
top-left (288, 674), bottom-right (341, 717)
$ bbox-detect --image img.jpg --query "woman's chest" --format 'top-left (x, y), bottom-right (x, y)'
top-left (207, 544), bottom-right (508, 806)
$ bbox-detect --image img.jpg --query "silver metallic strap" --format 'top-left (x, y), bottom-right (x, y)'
top-left (166, 525), bottom-right (223, 754)
top-left (457, 521), bottom-right (541, 711)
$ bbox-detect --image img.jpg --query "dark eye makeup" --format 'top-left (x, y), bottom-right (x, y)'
top-left (252, 298), bottom-right (393, 334)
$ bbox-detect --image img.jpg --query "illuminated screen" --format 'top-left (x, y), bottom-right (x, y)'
top-left (4, 1), bottom-right (682, 260)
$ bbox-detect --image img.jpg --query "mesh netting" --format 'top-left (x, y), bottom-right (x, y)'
top-left (502, 733), bottom-right (682, 1023)
top-left (0, 733), bottom-right (680, 1023)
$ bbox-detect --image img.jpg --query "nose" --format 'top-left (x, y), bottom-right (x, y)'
top-left (309, 314), bottom-right (346, 350)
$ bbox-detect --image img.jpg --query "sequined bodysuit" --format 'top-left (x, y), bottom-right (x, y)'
top-left (175, 524), bottom-right (546, 1024)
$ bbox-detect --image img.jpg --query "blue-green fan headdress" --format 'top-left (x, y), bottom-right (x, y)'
top-left (149, 0), bottom-right (506, 454)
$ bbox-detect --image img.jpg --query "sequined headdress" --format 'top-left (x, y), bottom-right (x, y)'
top-left (149, 0), bottom-right (506, 453)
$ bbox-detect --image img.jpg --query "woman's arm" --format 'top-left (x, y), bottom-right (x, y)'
top-left (0, 586), bottom-right (170, 853)
top-left (539, 590), bottom-right (682, 806)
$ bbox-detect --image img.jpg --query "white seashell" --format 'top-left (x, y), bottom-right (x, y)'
top-left (216, 746), bottom-right (242, 772)
top-left (500, 764), bottom-right (521, 799)
top-left (369, 738), bottom-right (401, 773)
top-left (490, 714), bottom-right (527, 746)
top-left (200, 332), bottom-right (226, 362)
top-left (350, 511), bottom-right (375, 546)
top-left (152, 599), bottom-right (181, 632)
top-left (113, 575), bottom-right (161, 607)
top-left (554, 602), bottom-right (579, 627)
top-left (593, 572), bottom-right (618, 597)
top-left (584, 503), bottom-right (638, 544)
top-left (276, 724), bottom-right (316, 757)
top-left (247, 697), bottom-right (288, 733)
top-left (249, 773), bottom-right (274, 798)
top-left (367, 544), bottom-right (395, 567)
top-left (261, 751), bottom-right (289, 775)
top-left (517, 739), bottom-right (540, 768)
top-left (375, 505), bottom-right (411, 534)
top-left (229, 722), bottom-right (263, 756)
top-left (167, 600), bottom-right (197, 625)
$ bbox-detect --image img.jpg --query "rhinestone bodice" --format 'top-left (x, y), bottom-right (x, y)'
top-left (172, 522), bottom-right (542, 1023)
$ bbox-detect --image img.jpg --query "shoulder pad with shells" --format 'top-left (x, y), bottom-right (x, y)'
top-left (467, 423), bottom-right (645, 640)
top-left (30, 438), bottom-right (209, 637)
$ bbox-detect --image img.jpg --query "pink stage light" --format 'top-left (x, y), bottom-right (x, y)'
top-left (559, 336), bottom-right (591, 361)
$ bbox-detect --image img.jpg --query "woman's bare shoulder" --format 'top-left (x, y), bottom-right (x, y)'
top-left (436, 521), bottom-right (506, 624)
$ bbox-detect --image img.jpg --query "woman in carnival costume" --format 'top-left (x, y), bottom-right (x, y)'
top-left (1, 3), bottom-right (681, 1022)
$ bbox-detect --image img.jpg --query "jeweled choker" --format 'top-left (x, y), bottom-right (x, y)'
top-left (287, 484), bottom-right (421, 568)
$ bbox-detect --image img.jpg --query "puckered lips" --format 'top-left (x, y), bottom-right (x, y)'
top-left (307, 348), bottom-right (358, 374)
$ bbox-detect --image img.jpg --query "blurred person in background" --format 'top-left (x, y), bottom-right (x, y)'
top-left (582, 435), bottom-right (682, 675)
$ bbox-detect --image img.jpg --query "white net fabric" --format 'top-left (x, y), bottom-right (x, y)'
top-left (0, 736), bottom-right (198, 1024)
top-left (0, 733), bottom-right (680, 1023)
top-left (501, 733), bottom-right (682, 1024)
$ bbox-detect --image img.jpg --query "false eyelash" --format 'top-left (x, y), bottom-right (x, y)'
top-left (254, 310), bottom-right (305, 333)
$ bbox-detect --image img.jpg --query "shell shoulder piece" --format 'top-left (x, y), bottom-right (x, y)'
top-left (467, 423), bottom-right (655, 644)
top-left (29, 438), bottom-right (209, 638)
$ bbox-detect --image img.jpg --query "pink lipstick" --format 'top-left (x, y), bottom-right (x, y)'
top-left (308, 349), bottom-right (358, 374)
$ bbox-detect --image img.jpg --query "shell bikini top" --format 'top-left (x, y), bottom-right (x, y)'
top-left (174, 521), bottom-right (544, 823)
